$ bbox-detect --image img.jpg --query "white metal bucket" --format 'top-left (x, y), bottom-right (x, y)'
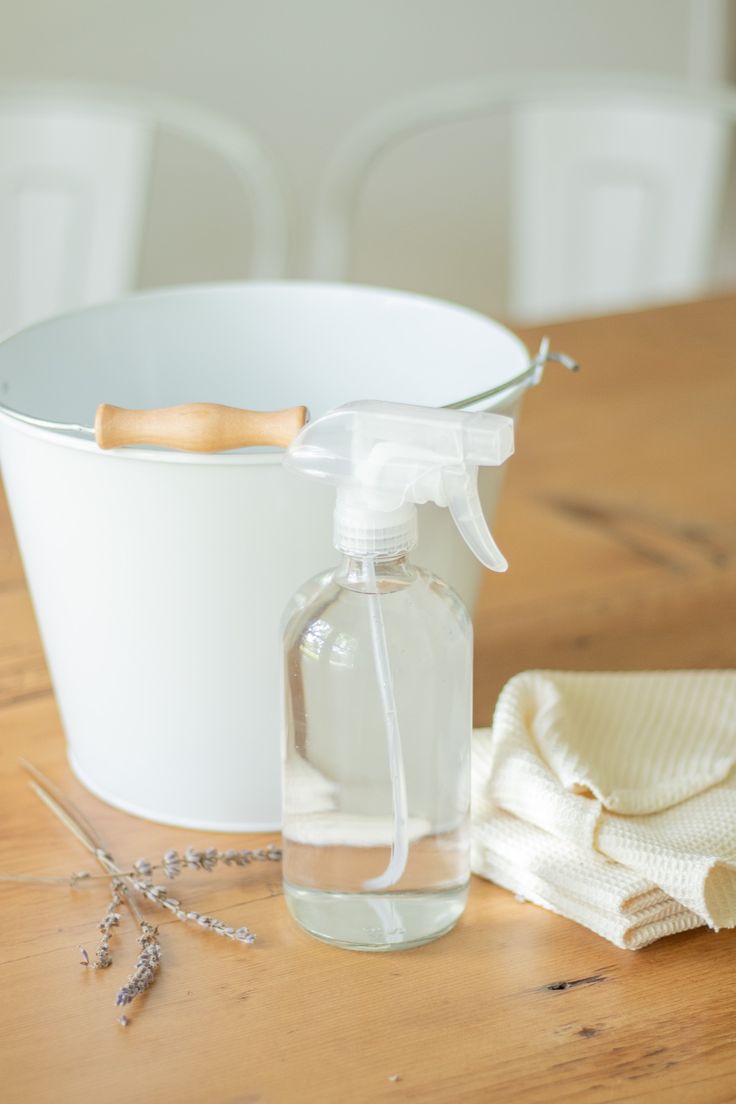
top-left (0, 282), bottom-right (531, 830)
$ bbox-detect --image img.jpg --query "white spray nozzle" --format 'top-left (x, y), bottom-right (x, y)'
top-left (285, 400), bottom-right (514, 571)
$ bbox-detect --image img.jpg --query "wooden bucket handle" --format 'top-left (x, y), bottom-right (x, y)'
top-left (95, 403), bottom-right (308, 452)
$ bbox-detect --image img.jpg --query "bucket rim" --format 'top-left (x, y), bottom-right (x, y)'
top-left (0, 279), bottom-right (531, 464)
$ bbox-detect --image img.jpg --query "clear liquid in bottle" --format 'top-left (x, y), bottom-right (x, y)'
top-left (282, 553), bottom-right (472, 951)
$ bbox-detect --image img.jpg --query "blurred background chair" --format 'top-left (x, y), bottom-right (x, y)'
top-left (310, 75), bottom-right (736, 323)
top-left (0, 82), bottom-right (288, 340)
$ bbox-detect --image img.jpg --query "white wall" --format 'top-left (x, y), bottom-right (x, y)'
top-left (1, 0), bottom-right (732, 317)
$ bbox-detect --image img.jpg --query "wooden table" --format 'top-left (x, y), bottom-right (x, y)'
top-left (1, 295), bottom-right (735, 1104)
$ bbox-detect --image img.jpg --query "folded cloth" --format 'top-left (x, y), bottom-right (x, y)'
top-left (472, 806), bottom-right (703, 949)
top-left (472, 670), bottom-right (736, 948)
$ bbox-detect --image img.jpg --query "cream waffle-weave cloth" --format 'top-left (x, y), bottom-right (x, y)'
top-left (471, 670), bottom-right (736, 949)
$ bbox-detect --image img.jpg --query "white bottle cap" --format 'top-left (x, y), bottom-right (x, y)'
top-left (334, 499), bottom-right (417, 558)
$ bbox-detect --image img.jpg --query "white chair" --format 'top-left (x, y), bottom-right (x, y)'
top-left (310, 75), bottom-right (736, 322)
top-left (0, 82), bottom-right (288, 339)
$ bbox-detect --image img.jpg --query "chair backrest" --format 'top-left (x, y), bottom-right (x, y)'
top-left (0, 82), bottom-right (288, 339)
top-left (310, 76), bottom-right (736, 322)
top-left (510, 93), bottom-right (732, 321)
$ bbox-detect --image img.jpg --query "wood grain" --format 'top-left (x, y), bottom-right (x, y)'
top-left (1, 295), bottom-right (736, 1104)
top-left (95, 402), bottom-right (308, 451)
top-left (474, 294), bottom-right (736, 722)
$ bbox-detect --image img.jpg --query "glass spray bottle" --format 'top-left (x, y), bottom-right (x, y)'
top-left (281, 400), bottom-right (514, 950)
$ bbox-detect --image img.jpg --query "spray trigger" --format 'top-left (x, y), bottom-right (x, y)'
top-left (443, 465), bottom-right (508, 572)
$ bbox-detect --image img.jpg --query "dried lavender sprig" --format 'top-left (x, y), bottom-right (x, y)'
top-left (22, 763), bottom-right (258, 955)
top-left (84, 884), bottom-right (124, 969)
top-left (135, 843), bottom-right (282, 881)
top-left (21, 764), bottom-right (160, 1018)
top-left (2, 856), bottom-right (259, 942)
top-left (1, 858), bottom-right (255, 943)
top-left (0, 845), bottom-right (283, 887)
top-left (130, 878), bottom-right (256, 944)
top-left (115, 922), bottom-right (161, 1008)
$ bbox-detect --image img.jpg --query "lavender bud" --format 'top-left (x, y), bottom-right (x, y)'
top-left (163, 849), bottom-right (181, 879)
